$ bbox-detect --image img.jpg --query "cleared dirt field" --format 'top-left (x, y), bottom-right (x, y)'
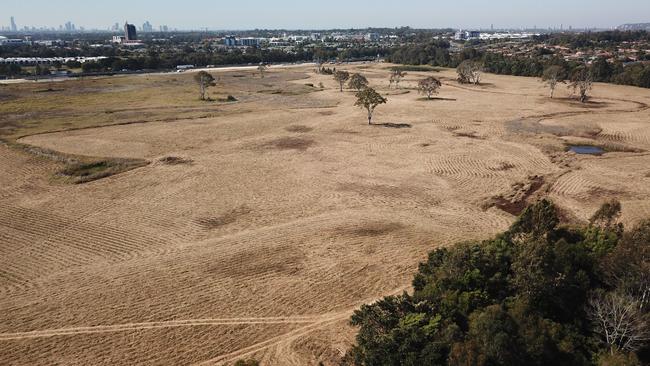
top-left (2, 63), bottom-right (650, 365)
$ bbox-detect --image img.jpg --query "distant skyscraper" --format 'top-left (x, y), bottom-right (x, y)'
top-left (10, 16), bottom-right (17, 32)
top-left (142, 21), bottom-right (153, 32)
top-left (124, 22), bottom-right (137, 40)
top-left (64, 21), bottom-right (76, 32)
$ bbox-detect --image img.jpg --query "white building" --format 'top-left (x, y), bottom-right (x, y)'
top-left (0, 37), bottom-right (27, 46)
top-left (239, 37), bottom-right (260, 47)
top-left (365, 33), bottom-right (380, 42)
top-left (454, 30), bottom-right (481, 41)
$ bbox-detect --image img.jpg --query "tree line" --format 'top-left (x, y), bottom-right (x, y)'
top-left (346, 199), bottom-right (650, 365)
top-left (387, 42), bottom-right (650, 89)
top-left (1, 45), bottom-right (390, 77)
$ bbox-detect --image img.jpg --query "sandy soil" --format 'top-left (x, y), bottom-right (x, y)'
top-left (2, 64), bottom-right (650, 365)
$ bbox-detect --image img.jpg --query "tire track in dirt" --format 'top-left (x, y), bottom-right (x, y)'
top-left (0, 317), bottom-right (320, 341)
top-left (196, 286), bottom-right (410, 365)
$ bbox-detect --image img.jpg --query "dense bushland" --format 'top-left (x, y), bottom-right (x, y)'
top-left (347, 199), bottom-right (649, 365)
top-left (387, 38), bottom-right (650, 89)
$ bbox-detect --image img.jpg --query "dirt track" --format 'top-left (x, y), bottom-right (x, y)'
top-left (2, 64), bottom-right (650, 365)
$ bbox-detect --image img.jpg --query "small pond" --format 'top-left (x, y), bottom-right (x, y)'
top-left (569, 145), bottom-right (605, 155)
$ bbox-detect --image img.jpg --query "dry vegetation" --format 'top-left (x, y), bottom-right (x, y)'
top-left (2, 63), bottom-right (650, 365)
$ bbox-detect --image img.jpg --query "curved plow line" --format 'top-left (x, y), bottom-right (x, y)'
top-left (0, 316), bottom-right (319, 341)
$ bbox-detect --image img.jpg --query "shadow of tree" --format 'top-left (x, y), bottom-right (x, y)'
top-left (372, 123), bottom-right (412, 129)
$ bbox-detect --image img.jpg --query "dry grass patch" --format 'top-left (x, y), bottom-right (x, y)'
top-left (285, 125), bottom-right (313, 133)
top-left (546, 97), bottom-right (611, 109)
top-left (257, 85), bottom-right (316, 96)
top-left (453, 131), bottom-right (484, 139)
top-left (341, 222), bottom-right (405, 237)
top-left (159, 156), bottom-right (194, 165)
top-left (506, 119), bottom-right (602, 138)
top-left (265, 136), bottom-right (315, 151)
top-left (388, 65), bottom-right (440, 73)
top-left (196, 206), bottom-right (252, 229)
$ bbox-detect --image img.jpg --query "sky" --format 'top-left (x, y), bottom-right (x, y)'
top-left (4, 0), bottom-right (650, 30)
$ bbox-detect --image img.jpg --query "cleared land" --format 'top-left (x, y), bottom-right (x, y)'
top-left (2, 63), bottom-right (650, 365)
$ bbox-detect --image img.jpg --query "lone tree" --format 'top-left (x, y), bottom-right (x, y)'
top-left (194, 71), bottom-right (217, 101)
top-left (389, 70), bottom-right (406, 89)
top-left (417, 76), bottom-right (442, 100)
top-left (354, 87), bottom-right (387, 125)
top-left (257, 63), bottom-right (269, 78)
top-left (542, 65), bottom-right (566, 98)
top-left (314, 57), bottom-right (323, 74)
top-left (333, 70), bottom-right (350, 92)
top-left (457, 60), bottom-right (482, 85)
top-left (348, 73), bottom-right (369, 92)
top-left (569, 66), bottom-right (593, 103)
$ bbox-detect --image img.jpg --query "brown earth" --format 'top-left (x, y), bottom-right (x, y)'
top-left (2, 63), bottom-right (650, 365)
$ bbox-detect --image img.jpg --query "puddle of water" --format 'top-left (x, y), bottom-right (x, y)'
top-left (569, 145), bottom-right (605, 155)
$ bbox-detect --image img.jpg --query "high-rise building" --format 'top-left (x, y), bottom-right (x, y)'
top-left (142, 21), bottom-right (153, 32)
top-left (10, 16), bottom-right (17, 32)
top-left (124, 22), bottom-right (137, 40)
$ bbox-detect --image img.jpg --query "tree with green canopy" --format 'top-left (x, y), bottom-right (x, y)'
top-left (354, 87), bottom-right (387, 125)
top-left (348, 73), bottom-right (369, 92)
top-left (417, 76), bottom-right (442, 100)
top-left (334, 70), bottom-right (351, 92)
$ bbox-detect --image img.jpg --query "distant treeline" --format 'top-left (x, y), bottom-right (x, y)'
top-left (387, 42), bottom-right (650, 89)
top-left (538, 30), bottom-right (650, 49)
top-left (0, 45), bottom-right (390, 76)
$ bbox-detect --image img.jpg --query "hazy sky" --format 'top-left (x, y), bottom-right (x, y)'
top-left (4, 0), bottom-right (650, 30)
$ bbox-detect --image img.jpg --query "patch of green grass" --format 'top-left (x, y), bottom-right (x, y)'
top-left (56, 159), bottom-right (148, 184)
top-left (389, 65), bottom-right (440, 72)
top-left (257, 85), bottom-right (316, 96)
top-left (4, 140), bottom-right (149, 184)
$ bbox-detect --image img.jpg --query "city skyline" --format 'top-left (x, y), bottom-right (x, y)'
top-left (3, 0), bottom-right (650, 31)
